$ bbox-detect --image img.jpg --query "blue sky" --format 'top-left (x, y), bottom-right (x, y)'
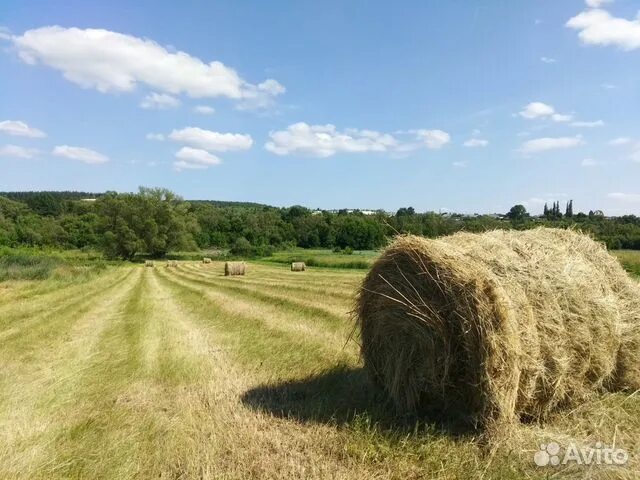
top-left (0, 0), bottom-right (638, 214)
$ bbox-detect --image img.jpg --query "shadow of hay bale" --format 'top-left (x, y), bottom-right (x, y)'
top-left (240, 366), bottom-right (475, 437)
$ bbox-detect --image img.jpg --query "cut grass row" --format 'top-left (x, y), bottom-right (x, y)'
top-left (2, 261), bottom-right (638, 478)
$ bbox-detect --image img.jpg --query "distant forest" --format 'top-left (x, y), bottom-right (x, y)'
top-left (1, 189), bottom-right (639, 259)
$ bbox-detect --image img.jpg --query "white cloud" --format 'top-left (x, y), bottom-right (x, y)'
top-left (585, 0), bottom-right (613, 9)
top-left (193, 105), bottom-right (215, 115)
top-left (414, 129), bottom-right (451, 149)
top-left (520, 135), bottom-right (584, 154)
top-left (0, 120), bottom-right (46, 138)
top-left (10, 26), bottom-right (284, 107)
top-left (168, 127), bottom-right (253, 152)
top-left (265, 123), bottom-right (398, 157)
top-left (570, 120), bottom-right (604, 127)
top-left (452, 161), bottom-right (467, 168)
top-left (608, 192), bottom-right (640, 203)
top-left (567, 8), bottom-right (640, 50)
top-left (173, 146), bottom-right (221, 170)
top-left (463, 138), bottom-right (489, 148)
top-left (609, 137), bottom-right (631, 146)
top-left (581, 158), bottom-right (601, 167)
top-left (236, 79), bottom-right (286, 110)
top-left (0, 144), bottom-right (39, 159)
top-left (540, 56), bottom-right (557, 63)
top-left (264, 123), bottom-right (451, 157)
top-left (173, 160), bottom-right (208, 170)
top-left (551, 113), bottom-right (573, 122)
top-left (602, 83), bottom-right (617, 89)
top-left (146, 133), bottom-right (165, 141)
top-left (140, 92), bottom-right (181, 109)
top-left (52, 145), bottom-right (108, 164)
top-left (518, 102), bottom-right (572, 122)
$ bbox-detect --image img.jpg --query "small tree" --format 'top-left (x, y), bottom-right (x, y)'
top-left (506, 204), bottom-right (528, 222)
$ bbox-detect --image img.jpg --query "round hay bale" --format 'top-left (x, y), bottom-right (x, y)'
top-left (145, 260), bottom-right (155, 268)
top-left (291, 262), bottom-right (306, 272)
top-left (356, 228), bottom-right (640, 431)
top-left (202, 257), bottom-right (212, 264)
top-left (225, 261), bottom-right (246, 276)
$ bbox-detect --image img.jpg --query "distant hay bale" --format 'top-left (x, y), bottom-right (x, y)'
top-left (202, 257), bottom-right (212, 264)
top-left (356, 228), bottom-right (640, 434)
top-left (225, 261), bottom-right (246, 276)
top-left (144, 260), bottom-right (155, 268)
top-left (291, 262), bottom-right (306, 272)
top-left (166, 260), bottom-right (178, 268)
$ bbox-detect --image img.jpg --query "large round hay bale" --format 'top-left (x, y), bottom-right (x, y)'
top-left (145, 260), bottom-right (155, 268)
top-left (225, 261), bottom-right (246, 276)
top-left (291, 262), bottom-right (306, 272)
top-left (202, 257), bottom-right (212, 264)
top-left (356, 228), bottom-right (640, 431)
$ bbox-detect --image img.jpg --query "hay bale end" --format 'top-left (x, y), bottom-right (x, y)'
top-left (225, 261), bottom-right (246, 276)
top-left (291, 262), bottom-right (306, 272)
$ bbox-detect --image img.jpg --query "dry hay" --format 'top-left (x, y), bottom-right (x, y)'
top-left (144, 260), bottom-right (155, 268)
top-left (202, 257), bottom-right (212, 264)
top-left (225, 261), bottom-right (246, 276)
top-left (291, 262), bottom-right (306, 272)
top-left (356, 228), bottom-right (640, 436)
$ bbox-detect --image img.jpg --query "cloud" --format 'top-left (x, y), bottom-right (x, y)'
top-left (567, 8), bottom-right (640, 50)
top-left (173, 146), bottom-right (221, 170)
top-left (518, 102), bottom-right (572, 122)
top-left (146, 133), bottom-right (165, 141)
top-left (519, 135), bottom-right (584, 154)
top-left (140, 92), bottom-right (181, 109)
top-left (52, 145), bottom-right (108, 164)
top-left (570, 120), bottom-right (604, 127)
top-left (581, 158), bottom-right (601, 167)
top-left (264, 123), bottom-right (451, 157)
top-left (0, 120), bottom-right (46, 138)
top-left (609, 137), bottom-right (631, 146)
top-left (168, 127), bottom-right (253, 152)
top-left (236, 79), bottom-right (286, 110)
top-left (540, 56), bottom-right (557, 63)
top-left (463, 138), bottom-right (489, 148)
top-left (193, 105), bottom-right (215, 115)
top-left (452, 161), bottom-right (467, 168)
top-left (414, 129), bottom-right (451, 149)
top-left (265, 123), bottom-right (397, 157)
top-left (608, 192), bottom-right (640, 203)
top-left (10, 26), bottom-right (284, 107)
top-left (0, 144), bottom-right (39, 159)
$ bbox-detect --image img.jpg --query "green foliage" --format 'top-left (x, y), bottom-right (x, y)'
top-left (2, 190), bottom-right (640, 259)
top-left (95, 188), bottom-right (199, 259)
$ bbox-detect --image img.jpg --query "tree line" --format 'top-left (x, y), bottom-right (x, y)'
top-left (1, 189), bottom-right (639, 259)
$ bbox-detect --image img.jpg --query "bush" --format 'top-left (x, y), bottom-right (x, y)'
top-left (343, 246), bottom-right (354, 255)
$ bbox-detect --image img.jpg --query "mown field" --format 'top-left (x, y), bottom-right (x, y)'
top-left (1, 259), bottom-right (639, 479)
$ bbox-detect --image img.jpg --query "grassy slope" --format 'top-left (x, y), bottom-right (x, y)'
top-left (0, 261), bottom-right (638, 478)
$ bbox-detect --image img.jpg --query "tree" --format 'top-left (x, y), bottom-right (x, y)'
top-left (506, 204), bottom-right (528, 222)
top-left (543, 203), bottom-right (550, 219)
top-left (565, 200), bottom-right (574, 218)
top-left (95, 188), bottom-right (198, 259)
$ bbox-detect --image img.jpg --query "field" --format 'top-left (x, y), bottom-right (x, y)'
top-left (1, 260), bottom-right (639, 479)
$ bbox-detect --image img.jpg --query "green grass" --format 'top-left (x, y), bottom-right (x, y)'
top-left (263, 248), bottom-right (379, 269)
top-left (0, 247), bottom-right (107, 282)
top-left (0, 259), bottom-right (637, 479)
top-left (614, 250), bottom-right (640, 277)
